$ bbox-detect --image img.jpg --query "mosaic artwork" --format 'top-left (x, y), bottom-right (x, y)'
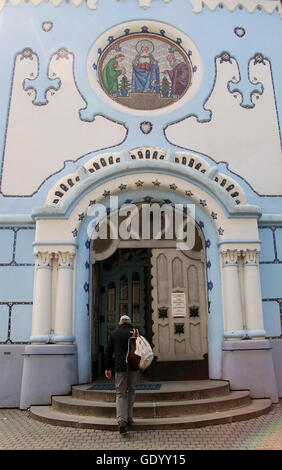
top-left (97, 34), bottom-right (192, 111)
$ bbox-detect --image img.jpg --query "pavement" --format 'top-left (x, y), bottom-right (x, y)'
top-left (0, 401), bottom-right (282, 451)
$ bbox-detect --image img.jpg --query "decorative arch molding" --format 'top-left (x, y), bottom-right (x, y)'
top-left (30, 148), bottom-right (265, 352)
top-left (42, 147), bottom-right (254, 217)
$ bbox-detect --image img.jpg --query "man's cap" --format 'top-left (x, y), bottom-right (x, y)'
top-left (119, 315), bottom-right (131, 323)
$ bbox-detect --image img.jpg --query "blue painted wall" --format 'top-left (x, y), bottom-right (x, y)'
top-left (0, 1), bottom-right (281, 356)
top-left (259, 226), bottom-right (282, 338)
top-left (0, 227), bottom-right (34, 344)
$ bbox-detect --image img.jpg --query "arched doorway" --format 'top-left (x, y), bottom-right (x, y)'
top-left (89, 204), bottom-right (208, 381)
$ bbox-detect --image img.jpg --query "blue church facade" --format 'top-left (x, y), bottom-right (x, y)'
top-left (0, 0), bottom-right (281, 409)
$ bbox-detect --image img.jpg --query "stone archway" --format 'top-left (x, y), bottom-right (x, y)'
top-left (88, 204), bottom-right (209, 381)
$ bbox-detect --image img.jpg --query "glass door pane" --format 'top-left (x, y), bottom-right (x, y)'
top-left (120, 275), bottom-right (128, 300)
top-left (132, 272), bottom-right (140, 323)
top-left (107, 282), bottom-right (116, 312)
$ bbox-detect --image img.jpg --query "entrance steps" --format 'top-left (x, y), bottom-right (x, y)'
top-left (29, 380), bottom-right (272, 430)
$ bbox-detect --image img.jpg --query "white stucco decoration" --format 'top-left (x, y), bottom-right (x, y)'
top-left (165, 55), bottom-right (282, 195)
top-left (119, 0), bottom-right (171, 7)
top-left (45, 147), bottom-right (247, 209)
top-left (1, 0), bottom-right (281, 16)
top-left (1, 0), bottom-right (171, 11)
top-left (1, 49), bottom-right (127, 196)
top-left (36, 172), bottom-right (256, 242)
top-left (190, 0), bottom-right (282, 18)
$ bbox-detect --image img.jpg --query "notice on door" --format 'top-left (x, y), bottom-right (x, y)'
top-left (171, 292), bottom-right (186, 317)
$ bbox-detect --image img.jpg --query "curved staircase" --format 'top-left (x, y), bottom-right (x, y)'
top-left (29, 380), bottom-right (272, 430)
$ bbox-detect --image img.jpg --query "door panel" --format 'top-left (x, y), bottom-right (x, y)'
top-left (151, 248), bottom-right (208, 362)
top-left (97, 249), bottom-right (149, 373)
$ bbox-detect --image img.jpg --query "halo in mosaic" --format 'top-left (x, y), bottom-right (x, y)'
top-left (96, 33), bottom-right (192, 111)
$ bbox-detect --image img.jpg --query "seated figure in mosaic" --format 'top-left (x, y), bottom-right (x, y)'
top-left (131, 40), bottom-right (160, 94)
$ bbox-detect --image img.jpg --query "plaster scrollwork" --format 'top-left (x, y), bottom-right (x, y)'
top-left (35, 251), bottom-right (53, 267)
top-left (221, 249), bottom-right (240, 266)
top-left (92, 0), bottom-right (171, 9)
top-left (190, 0), bottom-right (282, 18)
top-left (46, 147), bottom-right (246, 209)
top-left (57, 251), bottom-right (76, 268)
top-left (242, 248), bottom-right (260, 265)
top-left (121, 0), bottom-right (171, 8)
top-left (86, 0), bottom-right (99, 8)
top-left (34, 249), bottom-right (76, 267)
top-left (1, 0), bottom-right (281, 15)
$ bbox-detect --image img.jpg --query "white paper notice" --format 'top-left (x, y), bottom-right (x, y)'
top-left (171, 292), bottom-right (186, 317)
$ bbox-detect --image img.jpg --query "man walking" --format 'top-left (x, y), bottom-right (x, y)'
top-left (105, 315), bottom-right (139, 434)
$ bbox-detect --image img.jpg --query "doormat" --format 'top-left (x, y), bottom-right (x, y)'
top-left (88, 383), bottom-right (161, 391)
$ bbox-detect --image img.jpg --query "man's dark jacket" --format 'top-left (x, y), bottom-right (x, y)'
top-left (105, 323), bottom-right (138, 372)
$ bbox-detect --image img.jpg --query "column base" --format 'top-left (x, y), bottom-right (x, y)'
top-left (222, 339), bottom-right (278, 403)
top-left (224, 329), bottom-right (266, 340)
top-left (269, 339), bottom-right (282, 397)
top-left (19, 344), bottom-right (78, 409)
top-left (0, 345), bottom-right (25, 407)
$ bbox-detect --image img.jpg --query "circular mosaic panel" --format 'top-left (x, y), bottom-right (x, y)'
top-left (98, 34), bottom-right (192, 111)
top-left (87, 21), bottom-right (203, 115)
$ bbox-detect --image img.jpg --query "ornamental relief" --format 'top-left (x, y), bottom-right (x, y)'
top-left (221, 248), bottom-right (260, 266)
top-left (34, 250), bottom-right (76, 268)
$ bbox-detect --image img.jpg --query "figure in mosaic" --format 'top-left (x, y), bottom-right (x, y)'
top-left (131, 40), bottom-right (160, 94)
top-left (102, 53), bottom-right (126, 97)
top-left (163, 48), bottom-right (189, 98)
top-left (97, 35), bottom-right (192, 110)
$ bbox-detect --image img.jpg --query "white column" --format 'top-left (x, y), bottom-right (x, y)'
top-left (221, 249), bottom-right (245, 339)
top-left (30, 251), bottom-right (53, 343)
top-left (54, 251), bottom-right (75, 343)
top-left (242, 249), bottom-right (265, 339)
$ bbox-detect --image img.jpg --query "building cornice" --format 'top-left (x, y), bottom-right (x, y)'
top-left (0, 0), bottom-right (281, 17)
top-left (190, 0), bottom-right (282, 17)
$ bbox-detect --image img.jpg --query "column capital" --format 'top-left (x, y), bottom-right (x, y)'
top-left (34, 251), bottom-right (53, 267)
top-left (57, 250), bottom-right (76, 268)
top-left (241, 248), bottom-right (260, 265)
top-left (220, 248), bottom-right (240, 266)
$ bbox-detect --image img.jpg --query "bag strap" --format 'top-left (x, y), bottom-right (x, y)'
top-left (132, 328), bottom-right (139, 338)
top-left (126, 328), bottom-right (139, 391)
top-left (125, 328), bottom-right (139, 364)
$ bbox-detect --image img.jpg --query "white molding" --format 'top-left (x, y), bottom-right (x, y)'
top-left (190, 0), bottom-right (282, 18)
top-left (0, 0), bottom-right (281, 16)
top-left (45, 147), bottom-right (247, 210)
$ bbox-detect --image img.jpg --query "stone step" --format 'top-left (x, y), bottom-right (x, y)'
top-left (72, 380), bottom-right (231, 402)
top-left (29, 398), bottom-right (272, 430)
top-left (51, 390), bottom-right (251, 418)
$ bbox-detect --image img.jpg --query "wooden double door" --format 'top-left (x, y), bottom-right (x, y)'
top-left (91, 246), bottom-right (208, 380)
